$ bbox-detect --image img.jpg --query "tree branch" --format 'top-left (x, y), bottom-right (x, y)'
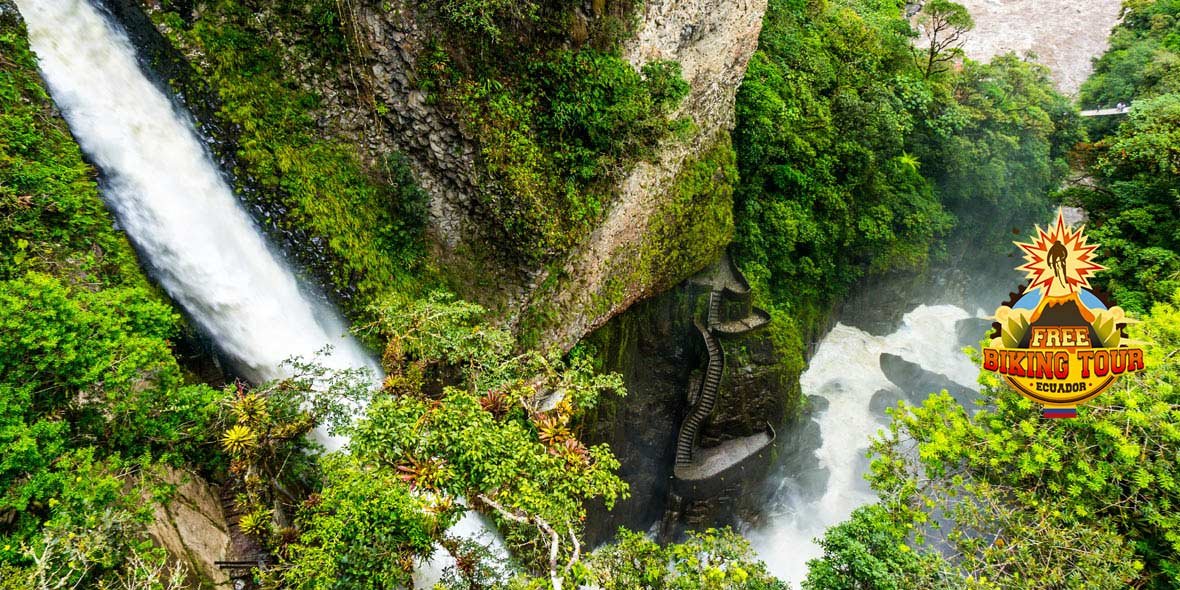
top-left (476, 494), bottom-right (565, 590)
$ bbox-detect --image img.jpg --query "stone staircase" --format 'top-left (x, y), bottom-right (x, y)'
top-left (214, 485), bottom-right (271, 585)
top-left (675, 293), bottom-right (724, 465)
top-left (673, 257), bottom-right (774, 477)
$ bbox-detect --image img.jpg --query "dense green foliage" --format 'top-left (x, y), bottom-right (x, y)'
top-left (915, 54), bottom-right (1081, 252)
top-left (420, 0), bottom-right (690, 264)
top-left (448, 55), bottom-right (688, 262)
top-left (734, 0), bottom-right (950, 310)
top-left (211, 292), bottom-right (780, 589)
top-left (803, 505), bottom-right (943, 590)
top-left (0, 10), bottom-right (225, 586)
top-left (732, 0), bottom-right (1079, 390)
top-left (1064, 94), bottom-right (1180, 312)
top-left (283, 293), bottom-right (626, 587)
top-left (12, 0), bottom-right (1177, 587)
top-left (735, 0), bottom-right (1079, 314)
top-left (1080, 0), bottom-right (1180, 111)
top-left (151, 0), bottom-right (430, 312)
top-left (808, 298), bottom-right (1180, 589)
top-left (581, 528), bottom-right (786, 589)
top-left (1062, 0), bottom-right (1180, 312)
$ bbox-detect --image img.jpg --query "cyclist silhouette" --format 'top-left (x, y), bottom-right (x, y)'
top-left (1047, 240), bottom-right (1069, 289)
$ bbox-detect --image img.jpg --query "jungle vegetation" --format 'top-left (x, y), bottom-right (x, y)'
top-left (733, 0), bottom-right (1081, 357)
top-left (803, 1), bottom-right (1180, 588)
top-left (1, 9), bottom-right (225, 586)
top-left (4, 0), bottom-right (1180, 588)
top-left (1063, 0), bottom-right (1180, 313)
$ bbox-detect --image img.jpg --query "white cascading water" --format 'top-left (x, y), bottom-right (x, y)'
top-left (13, 1), bottom-right (989, 585)
top-left (17, 1), bottom-right (503, 582)
top-left (15, 0), bottom-right (382, 449)
top-left (749, 304), bottom-right (982, 586)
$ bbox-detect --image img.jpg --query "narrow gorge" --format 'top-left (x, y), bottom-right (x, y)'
top-left (5, 0), bottom-right (1179, 589)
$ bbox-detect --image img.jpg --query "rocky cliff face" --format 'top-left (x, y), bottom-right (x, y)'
top-left (533, 0), bottom-right (768, 349)
top-left (954, 0), bottom-right (1122, 96)
top-left (582, 255), bottom-right (795, 543)
top-left (132, 0), bottom-right (768, 348)
top-left (143, 469), bottom-right (232, 589)
top-left (352, 0), bottom-right (768, 349)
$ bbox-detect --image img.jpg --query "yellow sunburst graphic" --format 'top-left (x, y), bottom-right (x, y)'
top-left (983, 209), bottom-right (1146, 416)
top-left (1015, 210), bottom-right (1106, 298)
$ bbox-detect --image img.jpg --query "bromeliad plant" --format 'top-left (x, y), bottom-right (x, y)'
top-left (261, 291), bottom-right (628, 590)
top-left (217, 354), bottom-right (372, 548)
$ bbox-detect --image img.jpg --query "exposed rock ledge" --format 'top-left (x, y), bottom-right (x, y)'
top-left (353, 0), bottom-right (768, 349)
top-left (144, 468), bottom-right (232, 589)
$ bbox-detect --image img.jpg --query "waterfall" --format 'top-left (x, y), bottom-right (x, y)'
top-left (749, 304), bottom-right (982, 586)
top-left (17, 1), bottom-right (505, 581)
top-left (15, 0), bottom-right (381, 450)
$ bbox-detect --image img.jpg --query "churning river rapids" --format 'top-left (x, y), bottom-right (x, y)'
top-left (17, 0), bottom-right (1005, 586)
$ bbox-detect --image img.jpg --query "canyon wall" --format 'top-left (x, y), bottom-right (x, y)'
top-left (351, 0), bottom-right (768, 349)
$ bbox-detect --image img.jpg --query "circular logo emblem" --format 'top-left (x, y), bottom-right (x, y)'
top-left (982, 211), bottom-right (1145, 418)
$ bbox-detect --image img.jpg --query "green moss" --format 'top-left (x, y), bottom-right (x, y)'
top-left (429, 0), bottom-right (644, 53)
top-left (592, 133), bottom-right (738, 324)
top-left (0, 13), bottom-right (150, 290)
top-left (515, 134), bottom-right (737, 347)
top-left (147, 0), bottom-right (430, 316)
top-left (637, 136), bottom-right (738, 288)
top-left (577, 287), bottom-right (685, 432)
top-left (419, 1), bottom-right (688, 267)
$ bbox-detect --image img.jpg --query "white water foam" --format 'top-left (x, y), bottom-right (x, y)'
top-left (16, 0), bottom-right (507, 577)
top-left (749, 304), bottom-right (980, 586)
top-left (15, 0), bottom-right (382, 449)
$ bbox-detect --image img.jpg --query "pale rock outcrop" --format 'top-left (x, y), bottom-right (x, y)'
top-left (352, 0), bottom-right (768, 348)
top-left (953, 0), bottom-right (1122, 95)
top-left (145, 469), bottom-right (231, 589)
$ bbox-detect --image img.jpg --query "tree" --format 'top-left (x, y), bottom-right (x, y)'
top-left (0, 273), bottom-right (223, 556)
top-left (839, 296), bottom-right (1180, 588)
top-left (804, 505), bottom-right (946, 590)
top-left (911, 0), bottom-right (974, 78)
top-left (912, 53), bottom-right (1082, 262)
top-left (280, 453), bottom-right (452, 589)
top-left (228, 292), bottom-right (626, 590)
top-left (4, 450), bottom-right (186, 590)
top-left (733, 0), bottom-right (953, 314)
top-left (1079, 0), bottom-right (1180, 114)
top-left (579, 528), bottom-right (786, 590)
top-left (1060, 93), bottom-right (1180, 312)
top-left (218, 355), bottom-right (372, 544)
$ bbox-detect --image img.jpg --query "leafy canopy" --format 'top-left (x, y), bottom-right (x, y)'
top-left (809, 296), bottom-right (1180, 589)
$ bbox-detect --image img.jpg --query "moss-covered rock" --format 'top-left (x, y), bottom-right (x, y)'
top-left (580, 250), bottom-right (807, 542)
top-left (132, 0), bottom-right (431, 320)
top-left (517, 134), bottom-right (739, 349)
